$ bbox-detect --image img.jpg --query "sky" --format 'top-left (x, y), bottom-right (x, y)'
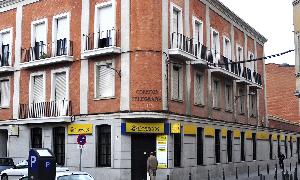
top-left (219, 0), bottom-right (295, 65)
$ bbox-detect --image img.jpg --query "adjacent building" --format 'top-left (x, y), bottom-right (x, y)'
top-left (0, 0), bottom-right (298, 179)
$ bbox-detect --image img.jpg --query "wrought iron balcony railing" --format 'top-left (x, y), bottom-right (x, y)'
top-left (83, 28), bottom-right (119, 51)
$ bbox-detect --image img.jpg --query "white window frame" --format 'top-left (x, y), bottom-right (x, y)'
top-left (171, 64), bottom-right (183, 101)
top-left (223, 36), bottom-right (231, 59)
top-left (0, 77), bottom-right (10, 108)
top-left (225, 83), bottom-right (233, 111)
top-left (212, 78), bottom-right (221, 108)
top-left (248, 51), bottom-right (256, 72)
top-left (94, 1), bottom-right (116, 48)
top-left (194, 72), bottom-right (204, 106)
top-left (94, 60), bottom-right (116, 99)
top-left (0, 27), bottom-right (13, 66)
top-left (52, 12), bottom-right (71, 56)
top-left (192, 16), bottom-right (203, 45)
top-left (29, 71), bottom-right (46, 104)
top-left (211, 28), bottom-right (220, 63)
top-left (50, 67), bottom-right (70, 101)
top-left (170, 3), bottom-right (183, 36)
top-left (31, 18), bottom-right (48, 51)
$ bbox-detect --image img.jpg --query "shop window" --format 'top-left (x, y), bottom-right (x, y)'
top-left (227, 130), bottom-right (232, 162)
top-left (215, 129), bottom-right (221, 163)
top-left (197, 127), bottom-right (203, 165)
top-left (174, 128), bottom-right (182, 167)
top-left (96, 125), bottom-right (111, 167)
top-left (53, 127), bottom-right (65, 166)
top-left (31, 128), bottom-right (42, 148)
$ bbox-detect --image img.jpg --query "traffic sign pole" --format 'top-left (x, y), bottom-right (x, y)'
top-left (79, 147), bottom-right (82, 171)
top-left (77, 134), bottom-right (86, 171)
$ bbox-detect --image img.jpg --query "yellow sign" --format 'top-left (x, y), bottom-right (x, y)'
top-left (245, 130), bottom-right (252, 139)
top-left (221, 128), bottom-right (227, 138)
top-left (233, 130), bottom-right (240, 138)
top-left (184, 124), bottom-right (196, 135)
top-left (257, 132), bottom-right (269, 140)
top-left (272, 133), bottom-right (278, 141)
top-left (292, 135), bottom-right (297, 142)
top-left (126, 123), bottom-right (164, 133)
top-left (204, 127), bottom-right (215, 137)
top-left (156, 135), bottom-right (168, 169)
top-left (67, 124), bottom-right (93, 135)
top-left (280, 134), bottom-right (285, 141)
top-left (171, 123), bottom-right (181, 134)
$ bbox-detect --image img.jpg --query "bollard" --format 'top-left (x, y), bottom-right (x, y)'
top-left (236, 167), bottom-right (238, 179)
top-left (258, 165), bottom-right (260, 176)
top-left (248, 166), bottom-right (250, 177)
top-left (189, 172), bottom-right (192, 180)
top-left (208, 170), bottom-right (210, 180)
top-left (267, 164), bottom-right (269, 174)
top-left (167, 175), bottom-right (170, 180)
top-left (222, 168), bottom-right (225, 180)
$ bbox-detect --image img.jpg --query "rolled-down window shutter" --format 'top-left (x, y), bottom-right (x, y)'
top-left (55, 72), bottom-right (67, 101)
top-left (35, 23), bottom-right (46, 43)
top-left (172, 66), bottom-right (179, 100)
top-left (0, 80), bottom-right (10, 107)
top-left (97, 64), bottom-right (114, 98)
top-left (33, 75), bottom-right (44, 103)
top-left (57, 17), bottom-right (68, 40)
top-left (195, 74), bottom-right (203, 104)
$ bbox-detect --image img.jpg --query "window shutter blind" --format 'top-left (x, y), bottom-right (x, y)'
top-left (35, 23), bottom-right (46, 43)
top-left (98, 5), bottom-right (113, 36)
top-left (178, 67), bottom-right (183, 100)
top-left (57, 17), bottom-right (68, 40)
top-left (98, 64), bottom-right (114, 98)
top-left (55, 72), bottom-right (66, 101)
top-left (33, 75), bottom-right (44, 103)
top-left (0, 80), bottom-right (9, 107)
top-left (172, 67), bottom-right (179, 100)
top-left (1, 32), bottom-right (10, 45)
top-left (195, 75), bottom-right (202, 104)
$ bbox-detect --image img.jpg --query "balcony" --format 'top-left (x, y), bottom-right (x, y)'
top-left (0, 51), bottom-right (13, 73)
top-left (19, 100), bottom-right (72, 119)
top-left (81, 28), bottom-right (121, 59)
top-left (20, 39), bottom-right (74, 69)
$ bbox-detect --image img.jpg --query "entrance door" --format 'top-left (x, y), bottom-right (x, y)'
top-left (0, 130), bottom-right (8, 157)
top-left (131, 134), bottom-right (156, 180)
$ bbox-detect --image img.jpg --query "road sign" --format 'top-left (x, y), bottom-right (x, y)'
top-left (77, 134), bottom-right (87, 145)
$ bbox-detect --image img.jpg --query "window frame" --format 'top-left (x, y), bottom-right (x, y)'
top-left (171, 64), bottom-right (183, 101)
top-left (0, 77), bottom-right (10, 108)
top-left (50, 67), bottom-right (70, 101)
top-left (212, 78), bottom-right (221, 108)
top-left (96, 124), bottom-right (112, 167)
top-left (29, 71), bottom-right (46, 104)
top-left (170, 3), bottom-right (183, 36)
top-left (52, 12), bottom-right (71, 56)
top-left (194, 72), bottom-right (204, 106)
top-left (31, 18), bottom-right (48, 54)
top-left (0, 27), bottom-right (13, 67)
top-left (192, 16), bottom-right (203, 45)
top-left (94, 60), bottom-right (116, 100)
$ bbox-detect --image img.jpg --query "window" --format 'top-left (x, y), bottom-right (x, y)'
top-left (248, 52), bottom-right (256, 72)
top-left (95, 2), bottom-right (115, 48)
top-left (31, 128), bottom-right (42, 148)
top-left (236, 45), bottom-right (244, 76)
top-left (52, 69), bottom-right (68, 101)
top-left (269, 134), bottom-right (273, 159)
top-left (223, 37), bottom-right (231, 59)
top-left (194, 73), bottom-right (204, 105)
top-left (172, 65), bottom-right (183, 101)
top-left (225, 83), bottom-right (233, 111)
top-left (227, 130), bottom-right (233, 162)
top-left (53, 13), bottom-right (70, 56)
top-left (30, 73), bottom-right (45, 103)
top-left (211, 28), bottom-right (220, 63)
top-left (215, 129), bottom-right (221, 163)
top-left (31, 19), bottom-right (47, 60)
top-left (95, 61), bottom-right (115, 99)
top-left (241, 132), bottom-right (245, 161)
top-left (174, 129), bottom-right (182, 167)
top-left (193, 17), bottom-right (203, 57)
top-left (0, 79), bottom-right (10, 108)
top-left (197, 127), bottom-right (203, 165)
top-left (212, 80), bottom-right (221, 108)
top-left (170, 3), bottom-right (182, 48)
top-left (249, 92), bottom-right (257, 117)
top-left (53, 127), bottom-right (65, 166)
top-left (252, 133), bottom-right (256, 160)
top-left (238, 88), bottom-right (245, 114)
top-left (0, 28), bottom-right (12, 67)
top-left (96, 125), bottom-right (111, 167)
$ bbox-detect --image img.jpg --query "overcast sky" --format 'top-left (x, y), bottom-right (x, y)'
top-left (219, 0), bottom-right (295, 65)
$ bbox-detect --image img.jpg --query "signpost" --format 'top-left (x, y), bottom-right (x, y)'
top-left (77, 134), bottom-right (86, 171)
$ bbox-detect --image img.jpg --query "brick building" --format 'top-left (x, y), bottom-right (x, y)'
top-left (266, 63), bottom-right (300, 131)
top-left (0, 0), bottom-right (298, 179)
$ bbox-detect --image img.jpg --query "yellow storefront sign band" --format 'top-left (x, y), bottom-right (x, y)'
top-left (257, 132), bottom-right (269, 140)
top-left (184, 124), bottom-right (196, 135)
top-left (126, 123), bottom-right (165, 133)
top-left (292, 135), bottom-right (297, 142)
top-left (67, 124), bottom-right (93, 135)
top-left (221, 128), bottom-right (227, 138)
top-left (272, 133), bottom-right (277, 141)
top-left (233, 130), bottom-right (240, 138)
top-left (171, 123), bottom-right (181, 133)
top-left (204, 127), bottom-right (215, 137)
top-left (245, 130), bottom-right (252, 139)
top-left (280, 134), bottom-right (285, 141)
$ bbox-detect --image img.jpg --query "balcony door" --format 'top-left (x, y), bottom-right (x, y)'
top-left (53, 71), bottom-right (68, 116)
top-left (97, 3), bottom-right (114, 48)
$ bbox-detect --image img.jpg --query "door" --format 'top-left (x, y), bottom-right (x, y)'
top-left (131, 134), bottom-right (156, 180)
top-left (0, 130), bottom-right (8, 157)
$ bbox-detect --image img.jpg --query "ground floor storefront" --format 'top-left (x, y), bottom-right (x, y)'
top-left (0, 112), bottom-right (299, 180)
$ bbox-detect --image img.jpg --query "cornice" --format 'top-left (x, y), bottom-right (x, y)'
top-left (293, 0), bottom-right (300, 6)
top-left (0, 0), bottom-right (39, 12)
top-left (0, 0), bottom-right (24, 8)
top-left (208, 0), bottom-right (268, 44)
